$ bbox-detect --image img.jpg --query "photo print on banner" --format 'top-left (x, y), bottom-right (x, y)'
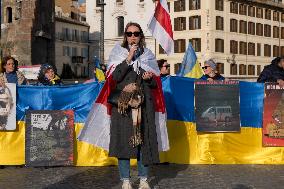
top-left (263, 83), bottom-right (284, 147)
top-left (195, 80), bottom-right (240, 132)
top-left (0, 83), bottom-right (16, 131)
top-left (25, 110), bottom-right (74, 166)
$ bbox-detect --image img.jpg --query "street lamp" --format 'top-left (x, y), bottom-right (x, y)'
top-left (97, 0), bottom-right (106, 64)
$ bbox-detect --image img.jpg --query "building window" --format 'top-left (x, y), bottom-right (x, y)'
top-left (257, 43), bottom-right (261, 56)
top-left (264, 24), bottom-right (271, 37)
top-left (248, 22), bottom-right (255, 35)
top-left (117, 16), bottom-right (124, 37)
top-left (230, 19), bottom-right (238, 32)
top-left (265, 9), bottom-right (271, 20)
top-left (230, 40), bottom-right (238, 54)
top-left (239, 20), bottom-right (247, 34)
top-left (281, 27), bottom-right (284, 39)
top-left (256, 23), bottom-right (263, 36)
top-left (81, 48), bottom-right (88, 58)
top-left (63, 46), bottom-right (70, 56)
top-left (6, 7), bottom-right (13, 23)
top-left (248, 65), bottom-right (255, 75)
top-left (174, 0), bottom-right (185, 12)
top-left (282, 13), bottom-right (284, 23)
top-left (116, 0), bottom-right (123, 5)
top-left (174, 39), bottom-right (186, 53)
top-left (273, 11), bottom-right (279, 21)
top-left (273, 45), bottom-right (280, 57)
top-left (175, 63), bottom-right (181, 74)
top-left (264, 44), bottom-right (271, 57)
top-left (256, 8), bottom-right (263, 18)
top-left (215, 0), bottom-right (223, 11)
top-left (167, 2), bottom-right (170, 12)
top-left (189, 0), bottom-right (200, 10)
top-left (239, 64), bottom-right (247, 75)
top-left (282, 46), bottom-right (284, 56)
top-left (239, 41), bottom-right (247, 55)
top-left (273, 26), bottom-right (280, 38)
top-left (216, 63), bottom-right (224, 74)
top-left (257, 65), bottom-right (261, 76)
top-left (216, 16), bottom-right (223, 30)
top-left (159, 45), bottom-right (166, 54)
top-left (215, 38), bottom-right (224, 53)
top-left (230, 2), bottom-right (238, 14)
top-left (72, 47), bottom-right (77, 56)
top-left (239, 4), bottom-right (247, 15)
top-left (174, 17), bottom-right (186, 31)
top-left (248, 43), bottom-right (255, 56)
top-left (189, 38), bottom-right (201, 52)
top-left (189, 16), bottom-right (201, 30)
top-left (230, 64), bottom-right (238, 75)
top-left (248, 6), bottom-right (255, 17)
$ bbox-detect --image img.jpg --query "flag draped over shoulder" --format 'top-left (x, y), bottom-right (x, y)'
top-left (148, 0), bottom-right (174, 55)
top-left (176, 43), bottom-right (203, 79)
top-left (78, 43), bottom-right (170, 152)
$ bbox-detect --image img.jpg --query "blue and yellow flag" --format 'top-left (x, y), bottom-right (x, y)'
top-left (176, 43), bottom-right (203, 78)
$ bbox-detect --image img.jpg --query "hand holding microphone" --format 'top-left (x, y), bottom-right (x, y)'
top-left (126, 42), bottom-right (139, 64)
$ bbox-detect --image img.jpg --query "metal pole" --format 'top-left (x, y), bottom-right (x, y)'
top-left (98, 0), bottom-right (106, 64)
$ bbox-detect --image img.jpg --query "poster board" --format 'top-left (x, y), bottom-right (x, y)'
top-left (0, 83), bottom-right (16, 131)
top-left (263, 83), bottom-right (284, 146)
top-left (25, 110), bottom-right (74, 166)
top-left (195, 81), bottom-right (240, 132)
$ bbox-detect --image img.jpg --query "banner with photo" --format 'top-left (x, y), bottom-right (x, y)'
top-left (0, 83), bottom-right (16, 131)
top-left (18, 65), bottom-right (41, 80)
top-left (195, 81), bottom-right (240, 132)
top-left (25, 110), bottom-right (74, 166)
top-left (263, 83), bottom-right (284, 146)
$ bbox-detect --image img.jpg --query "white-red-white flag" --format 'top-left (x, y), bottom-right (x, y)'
top-left (148, 0), bottom-right (174, 55)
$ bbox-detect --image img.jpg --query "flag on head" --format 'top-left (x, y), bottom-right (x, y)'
top-left (176, 43), bottom-right (203, 78)
top-left (148, 0), bottom-right (174, 55)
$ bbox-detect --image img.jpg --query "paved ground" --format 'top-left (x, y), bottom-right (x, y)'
top-left (0, 164), bottom-right (284, 189)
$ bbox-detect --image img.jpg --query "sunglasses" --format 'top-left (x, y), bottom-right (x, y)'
top-left (163, 65), bottom-right (170, 68)
top-left (202, 66), bottom-right (210, 69)
top-left (125, 31), bottom-right (141, 37)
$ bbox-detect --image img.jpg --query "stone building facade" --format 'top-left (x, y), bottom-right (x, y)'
top-left (1, 0), bottom-right (55, 66)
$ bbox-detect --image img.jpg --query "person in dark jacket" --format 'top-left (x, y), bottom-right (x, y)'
top-left (157, 59), bottom-right (170, 78)
top-left (200, 59), bottom-right (225, 81)
top-left (257, 56), bottom-right (284, 87)
top-left (37, 64), bottom-right (62, 86)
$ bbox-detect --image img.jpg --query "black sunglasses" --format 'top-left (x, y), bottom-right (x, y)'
top-left (202, 66), bottom-right (210, 69)
top-left (125, 31), bottom-right (141, 37)
top-left (163, 65), bottom-right (170, 68)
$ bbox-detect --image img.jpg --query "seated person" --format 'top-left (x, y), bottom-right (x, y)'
top-left (37, 64), bottom-right (62, 86)
top-left (157, 59), bottom-right (170, 78)
top-left (257, 56), bottom-right (284, 88)
top-left (200, 59), bottom-right (224, 81)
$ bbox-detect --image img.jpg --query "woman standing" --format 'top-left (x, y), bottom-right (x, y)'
top-left (200, 59), bottom-right (225, 81)
top-left (0, 56), bottom-right (27, 86)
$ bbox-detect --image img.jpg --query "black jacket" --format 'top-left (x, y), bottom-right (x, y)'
top-left (257, 61), bottom-right (284, 83)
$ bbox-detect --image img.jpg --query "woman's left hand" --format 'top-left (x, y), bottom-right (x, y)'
top-left (142, 71), bottom-right (153, 80)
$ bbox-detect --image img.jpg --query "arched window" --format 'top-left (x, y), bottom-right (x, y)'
top-left (6, 7), bottom-right (13, 23)
top-left (117, 16), bottom-right (124, 37)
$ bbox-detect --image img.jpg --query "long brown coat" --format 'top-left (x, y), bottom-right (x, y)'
top-left (108, 61), bottom-right (160, 165)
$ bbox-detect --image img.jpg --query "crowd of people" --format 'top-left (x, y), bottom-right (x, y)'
top-left (1, 21), bottom-right (284, 189)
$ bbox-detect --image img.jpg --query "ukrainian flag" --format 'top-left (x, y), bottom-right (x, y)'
top-left (176, 43), bottom-right (203, 79)
top-left (1, 78), bottom-right (284, 165)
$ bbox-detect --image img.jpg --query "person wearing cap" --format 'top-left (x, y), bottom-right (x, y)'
top-left (200, 59), bottom-right (225, 81)
top-left (0, 56), bottom-right (28, 86)
top-left (157, 59), bottom-right (170, 78)
top-left (257, 56), bottom-right (284, 88)
top-left (37, 64), bottom-right (62, 86)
